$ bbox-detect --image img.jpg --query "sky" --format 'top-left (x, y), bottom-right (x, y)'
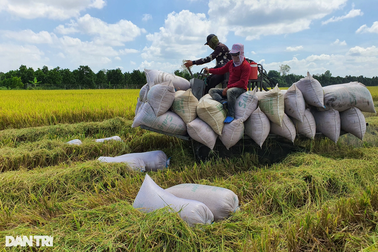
top-left (0, 0), bottom-right (377, 78)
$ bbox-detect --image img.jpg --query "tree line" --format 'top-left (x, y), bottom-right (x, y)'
top-left (0, 64), bottom-right (377, 90)
top-left (268, 65), bottom-right (378, 87)
top-left (0, 65), bottom-right (147, 90)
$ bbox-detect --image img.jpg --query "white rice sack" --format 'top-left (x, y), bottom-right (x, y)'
top-left (135, 98), bottom-right (143, 116)
top-left (255, 85), bottom-right (284, 126)
top-left (292, 108), bottom-right (316, 139)
top-left (294, 72), bottom-right (325, 108)
top-left (322, 82), bottom-right (376, 113)
top-left (270, 114), bottom-right (296, 143)
top-left (187, 118), bottom-right (218, 150)
top-left (235, 87), bottom-right (258, 122)
top-left (244, 107), bottom-right (270, 148)
top-left (144, 69), bottom-right (190, 91)
top-left (133, 174), bottom-right (214, 226)
top-left (340, 107), bottom-right (366, 140)
top-left (219, 119), bottom-right (244, 150)
top-left (98, 156), bottom-right (146, 172)
top-left (197, 94), bottom-right (226, 135)
top-left (139, 83), bottom-right (149, 102)
top-left (166, 184), bottom-right (239, 221)
top-left (132, 102), bottom-right (187, 136)
top-left (311, 108), bottom-right (340, 143)
top-left (284, 84), bottom-right (306, 122)
top-left (126, 150), bottom-right (169, 171)
top-left (66, 139), bottom-right (82, 145)
top-left (171, 89), bottom-right (198, 124)
top-left (95, 136), bottom-right (122, 143)
top-left (147, 80), bottom-right (175, 117)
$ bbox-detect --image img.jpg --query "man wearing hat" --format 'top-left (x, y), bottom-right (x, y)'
top-left (205, 43), bottom-right (251, 124)
top-left (184, 34), bottom-right (231, 93)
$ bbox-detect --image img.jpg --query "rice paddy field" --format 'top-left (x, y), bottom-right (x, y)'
top-left (1, 87), bottom-right (378, 251)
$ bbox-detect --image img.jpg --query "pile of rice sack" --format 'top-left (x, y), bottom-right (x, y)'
top-left (133, 174), bottom-right (239, 226)
top-left (133, 70), bottom-right (375, 150)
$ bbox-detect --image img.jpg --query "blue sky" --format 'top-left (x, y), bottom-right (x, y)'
top-left (0, 0), bottom-right (377, 78)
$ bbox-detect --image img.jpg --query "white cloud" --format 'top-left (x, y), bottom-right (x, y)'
top-left (322, 8), bottom-right (363, 25)
top-left (58, 36), bottom-right (118, 68)
top-left (0, 0), bottom-right (106, 20)
top-left (331, 39), bottom-right (347, 46)
top-left (2, 30), bottom-right (57, 44)
top-left (142, 14), bottom-right (152, 22)
top-left (119, 49), bottom-right (139, 55)
top-left (0, 44), bottom-right (48, 71)
top-left (56, 14), bottom-right (145, 47)
top-left (264, 46), bottom-right (378, 78)
top-left (208, 0), bottom-right (347, 40)
top-left (142, 10), bottom-right (216, 66)
top-left (286, 46), bottom-right (303, 52)
top-left (356, 21), bottom-right (378, 34)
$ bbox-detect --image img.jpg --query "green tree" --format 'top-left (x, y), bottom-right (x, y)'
top-left (2, 77), bottom-right (23, 89)
top-left (46, 67), bottom-right (62, 88)
top-left (60, 68), bottom-right (76, 89)
top-left (129, 70), bottom-right (146, 88)
top-left (28, 77), bottom-right (41, 88)
top-left (96, 70), bottom-right (107, 89)
top-left (107, 68), bottom-right (124, 88)
top-left (34, 68), bottom-right (46, 85)
top-left (18, 65), bottom-right (34, 89)
top-left (279, 64), bottom-right (291, 76)
top-left (75, 65), bottom-right (96, 89)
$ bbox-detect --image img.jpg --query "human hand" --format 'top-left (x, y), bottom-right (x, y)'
top-left (222, 87), bottom-right (228, 97)
top-left (204, 67), bottom-right (209, 74)
top-left (184, 60), bottom-right (193, 68)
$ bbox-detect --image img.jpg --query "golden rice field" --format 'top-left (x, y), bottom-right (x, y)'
top-left (1, 86), bottom-right (378, 131)
top-left (0, 89), bottom-right (139, 130)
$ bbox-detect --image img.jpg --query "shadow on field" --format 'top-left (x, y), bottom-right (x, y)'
top-left (192, 137), bottom-right (306, 166)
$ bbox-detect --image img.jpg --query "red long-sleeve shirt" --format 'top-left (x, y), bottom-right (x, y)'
top-left (209, 59), bottom-right (251, 91)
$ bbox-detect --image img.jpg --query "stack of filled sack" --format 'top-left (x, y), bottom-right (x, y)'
top-left (133, 69), bottom-right (375, 150)
top-left (133, 174), bottom-right (239, 226)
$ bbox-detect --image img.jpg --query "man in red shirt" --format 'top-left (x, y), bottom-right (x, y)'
top-left (205, 43), bottom-right (251, 123)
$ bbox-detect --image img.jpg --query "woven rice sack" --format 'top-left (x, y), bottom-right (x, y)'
top-left (197, 94), bottom-right (226, 135)
top-left (292, 108), bottom-right (316, 139)
top-left (219, 119), bottom-right (244, 150)
top-left (135, 98), bottom-right (143, 116)
top-left (244, 107), bottom-right (270, 148)
top-left (311, 108), bottom-right (340, 143)
top-left (95, 136), bottom-right (122, 143)
top-left (321, 82), bottom-right (376, 113)
top-left (147, 80), bottom-right (175, 117)
top-left (234, 87), bottom-right (258, 122)
top-left (144, 69), bottom-right (190, 91)
top-left (294, 72), bottom-right (324, 108)
top-left (270, 114), bottom-right (296, 142)
top-left (340, 107), bottom-right (366, 140)
top-left (171, 89), bottom-right (198, 124)
top-left (284, 84), bottom-right (306, 122)
top-left (166, 184), bottom-right (239, 221)
top-left (255, 85), bottom-right (284, 126)
top-left (133, 174), bottom-right (214, 226)
top-left (187, 118), bottom-right (218, 150)
top-left (132, 102), bottom-right (187, 136)
top-left (139, 83), bottom-right (149, 102)
top-left (98, 156), bottom-right (146, 172)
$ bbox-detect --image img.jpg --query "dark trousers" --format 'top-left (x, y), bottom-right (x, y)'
top-left (205, 74), bottom-right (226, 94)
top-left (209, 87), bottom-right (246, 117)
